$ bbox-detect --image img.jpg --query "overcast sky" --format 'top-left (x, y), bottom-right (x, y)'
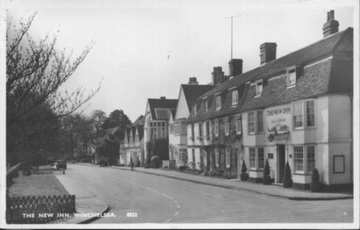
top-left (6, 0), bottom-right (355, 122)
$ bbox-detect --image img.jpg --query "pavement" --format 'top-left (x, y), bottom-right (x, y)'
top-left (67, 163), bottom-right (353, 223)
top-left (55, 171), bottom-right (109, 224)
top-left (109, 165), bottom-right (353, 201)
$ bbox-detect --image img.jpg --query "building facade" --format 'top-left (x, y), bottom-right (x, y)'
top-left (187, 10), bottom-right (353, 187)
top-left (168, 77), bottom-right (213, 169)
top-left (143, 97), bottom-right (178, 164)
top-left (120, 115), bottom-right (145, 166)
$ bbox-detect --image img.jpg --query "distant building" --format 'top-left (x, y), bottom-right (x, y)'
top-left (169, 77), bottom-right (213, 169)
top-left (120, 115), bottom-right (145, 166)
top-left (143, 97), bottom-right (178, 164)
top-left (187, 10), bottom-right (353, 188)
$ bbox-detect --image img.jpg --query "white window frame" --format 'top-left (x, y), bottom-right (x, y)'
top-left (294, 144), bottom-right (316, 174)
top-left (231, 89), bottom-right (239, 106)
top-left (224, 117), bottom-right (230, 136)
top-left (214, 119), bottom-right (219, 137)
top-left (249, 147), bottom-right (256, 169)
top-left (255, 80), bottom-right (263, 97)
top-left (286, 68), bottom-right (297, 88)
top-left (247, 112), bottom-right (255, 134)
top-left (293, 100), bottom-right (316, 129)
top-left (294, 145), bottom-right (304, 173)
top-left (236, 115), bottom-right (242, 135)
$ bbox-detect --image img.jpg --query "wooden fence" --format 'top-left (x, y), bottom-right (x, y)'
top-left (6, 194), bottom-right (76, 224)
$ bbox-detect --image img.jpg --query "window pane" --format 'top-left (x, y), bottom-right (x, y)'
top-left (294, 146), bottom-right (304, 171)
top-left (293, 102), bottom-right (304, 128)
top-left (306, 100), bottom-right (315, 127)
top-left (257, 111), bottom-right (263, 132)
top-left (249, 148), bottom-right (256, 168)
top-left (307, 145), bottom-right (315, 172)
top-left (216, 95), bottom-right (221, 110)
top-left (236, 116), bottom-right (242, 134)
top-left (232, 90), bottom-right (238, 105)
top-left (258, 148), bottom-right (264, 169)
top-left (248, 112), bottom-right (255, 133)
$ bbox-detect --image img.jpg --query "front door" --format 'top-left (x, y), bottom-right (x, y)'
top-left (277, 144), bottom-right (286, 183)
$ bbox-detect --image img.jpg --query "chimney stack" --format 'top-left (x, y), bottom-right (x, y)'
top-left (160, 96), bottom-right (166, 100)
top-left (260, 42), bottom-right (277, 65)
top-left (212, 66), bottom-right (225, 85)
top-left (323, 10), bottom-right (339, 37)
top-left (229, 59), bottom-right (243, 76)
top-left (188, 77), bottom-right (199, 85)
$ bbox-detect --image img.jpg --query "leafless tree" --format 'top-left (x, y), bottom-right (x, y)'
top-left (6, 13), bottom-right (100, 126)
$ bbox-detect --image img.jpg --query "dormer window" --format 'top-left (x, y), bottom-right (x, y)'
top-left (286, 68), bottom-right (297, 88)
top-left (255, 80), bottom-right (263, 97)
top-left (231, 89), bottom-right (239, 106)
top-left (215, 94), bottom-right (222, 111)
top-left (204, 99), bottom-right (208, 112)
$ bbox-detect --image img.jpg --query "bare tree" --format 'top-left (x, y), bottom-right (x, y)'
top-left (6, 13), bottom-right (100, 126)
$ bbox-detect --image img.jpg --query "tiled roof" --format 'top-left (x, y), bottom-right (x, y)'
top-left (133, 115), bottom-right (145, 126)
top-left (148, 98), bottom-right (178, 120)
top-left (189, 28), bottom-right (353, 122)
top-left (181, 84), bottom-right (213, 110)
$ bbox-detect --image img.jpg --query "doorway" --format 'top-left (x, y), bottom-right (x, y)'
top-left (277, 144), bottom-right (286, 183)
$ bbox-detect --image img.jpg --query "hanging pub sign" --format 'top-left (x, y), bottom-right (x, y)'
top-left (265, 105), bottom-right (291, 142)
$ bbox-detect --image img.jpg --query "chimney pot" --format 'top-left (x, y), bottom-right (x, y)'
top-left (229, 59), bottom-right (243, 76)
top-left (323, 10), bottom-right (339, 37)
top-left (260, 42), bottom-right (277, 65)
top-left (188, 77), bottom-right (198, 85)
top-left (212, 66), bottom-right (225, 85)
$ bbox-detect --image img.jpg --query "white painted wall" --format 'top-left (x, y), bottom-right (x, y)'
top-left (175, 87), bottom-right (190, 119)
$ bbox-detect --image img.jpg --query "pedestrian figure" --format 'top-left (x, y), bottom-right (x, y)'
top-left (130, 158), bottom-right (134, 171)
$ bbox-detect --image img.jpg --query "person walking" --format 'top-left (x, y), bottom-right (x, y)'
top-left (130, 158), bottom-right (134, 171)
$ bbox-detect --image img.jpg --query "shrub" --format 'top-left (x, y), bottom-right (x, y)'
top-left (283, 161), bottom-right (293, 188)
top-left (310, 168), bottom-right (322, 192)
top-left (240, 160), bottom-right (249, 181)
top-left (263, 159), bottom-right (272, 185)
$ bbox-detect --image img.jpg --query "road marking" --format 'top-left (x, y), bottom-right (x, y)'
top-left (142, 186), bottom-right (181, 223)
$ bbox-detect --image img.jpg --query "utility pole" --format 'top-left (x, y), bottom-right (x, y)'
top-left (230, 16), bottom-right (233, 60)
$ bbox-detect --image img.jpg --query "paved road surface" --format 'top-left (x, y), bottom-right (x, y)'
top-left (64, 164), bottom-right (353, 223)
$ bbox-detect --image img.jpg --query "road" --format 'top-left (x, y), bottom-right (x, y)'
top-left (62, 164), bottom-right (353, 223)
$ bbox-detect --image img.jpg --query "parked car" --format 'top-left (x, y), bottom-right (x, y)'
top-left (55, 160), bottom-right (67, 170)
top-left (99, 160), bottom-right (109, 167)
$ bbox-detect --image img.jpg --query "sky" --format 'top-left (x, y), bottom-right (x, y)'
top-left (5, 0), bottom-right (355, 122)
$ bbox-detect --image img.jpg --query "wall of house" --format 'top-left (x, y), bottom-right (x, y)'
top-left (328, 94), bottom-right (352, 184)
top-left (175, 88), bottom-right (190, 119)
top-left (241, 93), bottom-right (352, 186)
